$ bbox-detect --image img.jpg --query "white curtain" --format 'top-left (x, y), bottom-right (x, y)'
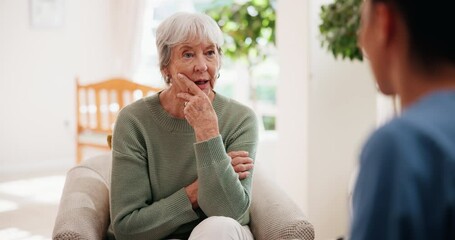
top-left (110, 0), bottom-right (146, 79)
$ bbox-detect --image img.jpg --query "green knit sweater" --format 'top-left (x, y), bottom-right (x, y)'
top-left (110, 92), bottom-right (258, 240)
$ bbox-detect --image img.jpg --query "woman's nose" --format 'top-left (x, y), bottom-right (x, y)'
top-left (194, 56), bottom-right (208, 72)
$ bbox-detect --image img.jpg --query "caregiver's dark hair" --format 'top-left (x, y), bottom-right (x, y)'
top-left (371, 0), bottom-right (455, 69)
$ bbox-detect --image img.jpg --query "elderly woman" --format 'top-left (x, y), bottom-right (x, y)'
top-left (110, 12), bottom-right (258, 240)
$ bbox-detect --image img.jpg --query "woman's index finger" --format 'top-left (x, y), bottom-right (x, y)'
top-left (177, 73), bottom-right (203, 95)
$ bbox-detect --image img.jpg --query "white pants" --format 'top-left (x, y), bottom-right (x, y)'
top-left (188, 216), bottom-right (254, 240)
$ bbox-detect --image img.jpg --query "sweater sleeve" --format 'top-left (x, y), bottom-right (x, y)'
top-left (193, 110), bottom-right (258, 225)
top-left (110, 110), bottom-right (199, 240)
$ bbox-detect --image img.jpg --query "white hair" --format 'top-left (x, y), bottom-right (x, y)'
top-left (156, 12), bottom-right (224, 83)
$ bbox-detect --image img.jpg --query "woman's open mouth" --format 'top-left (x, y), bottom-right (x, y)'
top-left (194, 80), bottom-right (209, 85)
top-left (194, 80), bottom-right (210, 90)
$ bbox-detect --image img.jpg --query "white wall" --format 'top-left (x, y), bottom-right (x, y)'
top-left (276, 0), bottom-right (377, 239)
top-left (0, 0), bottom-right (116, 173)
top-left (275, 0), bottom-right (311, 211)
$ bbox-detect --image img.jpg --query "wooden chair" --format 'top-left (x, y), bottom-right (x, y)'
top-left (76, 77), bottom-right (161, 164)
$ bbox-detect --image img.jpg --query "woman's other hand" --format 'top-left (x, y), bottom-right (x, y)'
top-left (176, 73), bottom-right (219, 142)
top-left (185, 180), bottom-right (199, 209)
top-left (228, 151), bottom-right (254, 180)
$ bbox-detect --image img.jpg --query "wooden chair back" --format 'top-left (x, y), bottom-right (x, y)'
top-left (76, 77), bottom-right (160, 163)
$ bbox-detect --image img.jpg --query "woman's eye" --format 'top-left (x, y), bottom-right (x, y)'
top-left (183, 52), bottom-right (194, 58)
top-left (206, 50), bottom-right (216, 57)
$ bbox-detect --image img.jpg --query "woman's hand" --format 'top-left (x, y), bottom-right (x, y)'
top-left (175, 73), bottom-right (219, 142)
top-left (228, 151), bottom-right (254, 180)
top-left (185, 180), bottom-right (199, 209)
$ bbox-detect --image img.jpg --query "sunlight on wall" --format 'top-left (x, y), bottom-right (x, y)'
top-left (0, 228), bottom-right (49, 240)
top-left (0, 176), bottom-right (65, 204)
top-left (0, 200), bottom-right (18, 213)
top-left (0, 175), bottom-right (65, 239)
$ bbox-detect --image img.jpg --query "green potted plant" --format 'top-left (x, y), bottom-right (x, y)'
top-left (204, 0), bottom-right (275, 65)
top-left (319, 0), bottom-right (363, 61)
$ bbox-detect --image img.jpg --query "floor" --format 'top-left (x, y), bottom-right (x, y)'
top-left (0, 169), bottom-right (68, 240)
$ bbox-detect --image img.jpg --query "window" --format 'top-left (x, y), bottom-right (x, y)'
top-left (134, 0), bottom-right (278, 132)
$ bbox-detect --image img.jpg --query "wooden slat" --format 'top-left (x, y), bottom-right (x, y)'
top-left (95, 88), bottom-right (102, 131)
top-left (116, 90), bottom-right (123, 117)
top-left (76, 77), bottom-right (82, 164)
top-left (76, 78), bottom-right (81, 132)
top-left (107, 90), bottom-right (112, 131)
top-left (85, 89), bottom-right (90, 130)
top-left (75, 77), bottom-right (161, 164)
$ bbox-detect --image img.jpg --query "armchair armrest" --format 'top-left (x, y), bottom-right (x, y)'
top-left (53, 155), bottom-right (111, 240)
top-left (249, 166), bottom-right (315, 240)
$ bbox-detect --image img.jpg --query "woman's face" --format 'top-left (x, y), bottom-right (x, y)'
top-left (166, 40), bottom-right (220, 96)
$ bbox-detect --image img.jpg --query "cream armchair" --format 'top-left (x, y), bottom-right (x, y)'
top-left (53, 154), bottom-right (314, 239)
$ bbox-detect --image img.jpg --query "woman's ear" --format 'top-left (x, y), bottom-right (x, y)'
top-left (161, 68), bottom-right (171, 84)
top-left (162, 68), bottom-right (171, 79)
top-left (162, 68), bottom-right (168, 76)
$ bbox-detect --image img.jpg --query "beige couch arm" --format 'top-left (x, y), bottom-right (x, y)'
top-left (52, 155), bottom-right (111, 240)
top-left (250, 166), bottom-right (315, 240)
